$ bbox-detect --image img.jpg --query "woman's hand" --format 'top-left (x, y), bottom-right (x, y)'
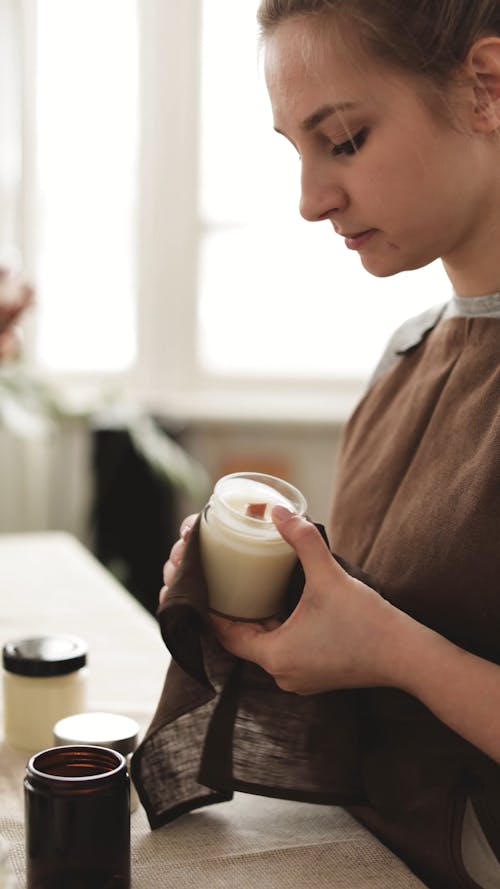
top-left (210, 507), bottom-right (500, 762)
top-left (210, 506), bottom-right (404, 695)
top-left (159, 513), bottom-right (199, 605)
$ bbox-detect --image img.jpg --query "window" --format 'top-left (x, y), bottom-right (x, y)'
top-left (34, 0), bottom-right (139, 372)
top-left (0, 0), bottom-right (22, 259)
top-left (9, 1), bottom-right (450, 415)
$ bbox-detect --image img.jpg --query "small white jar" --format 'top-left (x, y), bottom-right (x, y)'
top-left (199, 472), bottom-right (307, 620)
top-left (53, 711), bottom-right (140, 812)
top-left (2, 635), bottom-right (88, 753)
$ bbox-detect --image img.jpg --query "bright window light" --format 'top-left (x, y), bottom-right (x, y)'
top-left (36, 0), bottom-right (139, 372)
top-left (0, 0), bottom-right (22, 251)
top-left (198, 0), bottom-right (450, 379)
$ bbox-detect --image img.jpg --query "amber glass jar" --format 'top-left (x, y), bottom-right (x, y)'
top-left (24, 745), bottom-right (130, 889)
top-left (53, 711), bottom-right (140, 811)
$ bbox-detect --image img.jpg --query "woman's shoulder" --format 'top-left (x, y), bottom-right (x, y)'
top-left (368, 302), bottom-right (447, 387)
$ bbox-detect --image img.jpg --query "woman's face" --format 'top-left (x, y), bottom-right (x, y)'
top-left (264, 18), bottom-right (492, 281)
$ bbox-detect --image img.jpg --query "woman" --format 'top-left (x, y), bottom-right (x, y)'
top-left (160, 3), bottom-right (500, 886)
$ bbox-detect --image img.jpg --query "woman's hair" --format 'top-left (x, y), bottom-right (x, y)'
top-left (256, 1), bottom-right (500, 83)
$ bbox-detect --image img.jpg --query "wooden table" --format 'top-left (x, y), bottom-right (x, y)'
top-left (0, 532), bottom-right (426, 888)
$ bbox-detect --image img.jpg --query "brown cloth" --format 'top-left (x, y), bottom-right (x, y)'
top-left (132, 518), bottom-right (376, 823)
top-left (132, 315), bottom-right (500, 889)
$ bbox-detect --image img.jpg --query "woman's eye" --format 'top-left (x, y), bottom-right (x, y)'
top-left (331, 128), bottom-right (368, 158)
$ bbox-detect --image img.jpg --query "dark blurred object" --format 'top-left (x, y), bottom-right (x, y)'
top-left (91, 418), bottom-right (182, 616)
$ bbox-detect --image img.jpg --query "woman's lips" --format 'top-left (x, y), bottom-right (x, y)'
top-left (344, 229), bottom-right (377, 250)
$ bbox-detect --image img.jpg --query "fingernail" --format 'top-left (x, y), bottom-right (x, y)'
top-left (180, 525), bottom-right (191, 540)
top-left (272, 505), bottom-right (295, 522)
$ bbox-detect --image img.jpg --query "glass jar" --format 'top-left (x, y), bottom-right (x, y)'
top-left (2, 635), bottom-right (88, 752)
top-left (199, 472), bottom-right (307, 619)
top-left (24, 744), bottom-right (130, 889)
top-left (53, 712), bottom-right (140, 812)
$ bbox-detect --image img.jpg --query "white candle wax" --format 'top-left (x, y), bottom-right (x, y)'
top-left (199, 473), bottom-right (307, 620)
top-left (2, 636), bottom-right (89, 753)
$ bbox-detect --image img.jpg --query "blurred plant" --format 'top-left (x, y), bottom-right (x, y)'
top-left (0, 364), bottom-right (210, 502)
top-left (0, 365), bottom-right (61, 438)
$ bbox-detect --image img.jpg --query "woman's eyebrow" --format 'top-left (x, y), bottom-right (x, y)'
top-left (273, 101), bottom-right (358, 142)
top-left (300, 102), bottom-right (357, 131)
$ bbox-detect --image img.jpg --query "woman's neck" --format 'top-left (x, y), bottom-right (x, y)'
top-left (443, 258), bottom-right (500, 298)
top-left (442, 176), bottom-right (500, 296)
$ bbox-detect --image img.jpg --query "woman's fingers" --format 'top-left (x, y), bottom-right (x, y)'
top-left (162, 561), bottom-right (176, 589)
top-left (209, 613), bottom-right (279, 665)
top-left (162, 539), bottom-right (186, 588)
top-left (271, 506), bottom-right (345, 582)
top-left (180, 514), bottom-right (198, 539)
top-left (159, 513), bottom-right (200, 603)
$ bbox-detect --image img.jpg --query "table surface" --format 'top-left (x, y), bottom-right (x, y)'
top-left (0, 532), bottom-right (427, 888)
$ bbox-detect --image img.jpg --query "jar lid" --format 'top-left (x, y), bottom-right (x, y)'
top-left (2, 635), bottom-right (87, 677)
top-left (53, 712), bottom-right (139, 755)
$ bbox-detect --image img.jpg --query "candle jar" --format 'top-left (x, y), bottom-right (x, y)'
top-left (53, 712), bottom-right (140, 812)
top-left (24, 745), bottom-right (130, 889)
top-left (199, 472), bottom-right (307, 620)
top-left (2, 635), bottom-right (88, 753)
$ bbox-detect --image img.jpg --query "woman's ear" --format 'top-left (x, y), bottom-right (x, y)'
top-left (465, 37), bottom-right (500, 133)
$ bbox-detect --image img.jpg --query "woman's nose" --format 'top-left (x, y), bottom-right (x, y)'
top-left (299, 160), bottom-right (348, 222)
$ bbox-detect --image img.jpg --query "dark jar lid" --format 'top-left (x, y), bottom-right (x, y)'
top-left (2, 635), bottom-right (87, 677)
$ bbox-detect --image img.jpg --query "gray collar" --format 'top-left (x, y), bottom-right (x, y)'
top-left (449, 291), bottom-right (500, 317)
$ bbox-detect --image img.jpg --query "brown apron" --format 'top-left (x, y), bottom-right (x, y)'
top-left (330, 316), bottom-right (500, 888)
top-left (132, 315), bottom-right (500, 889)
